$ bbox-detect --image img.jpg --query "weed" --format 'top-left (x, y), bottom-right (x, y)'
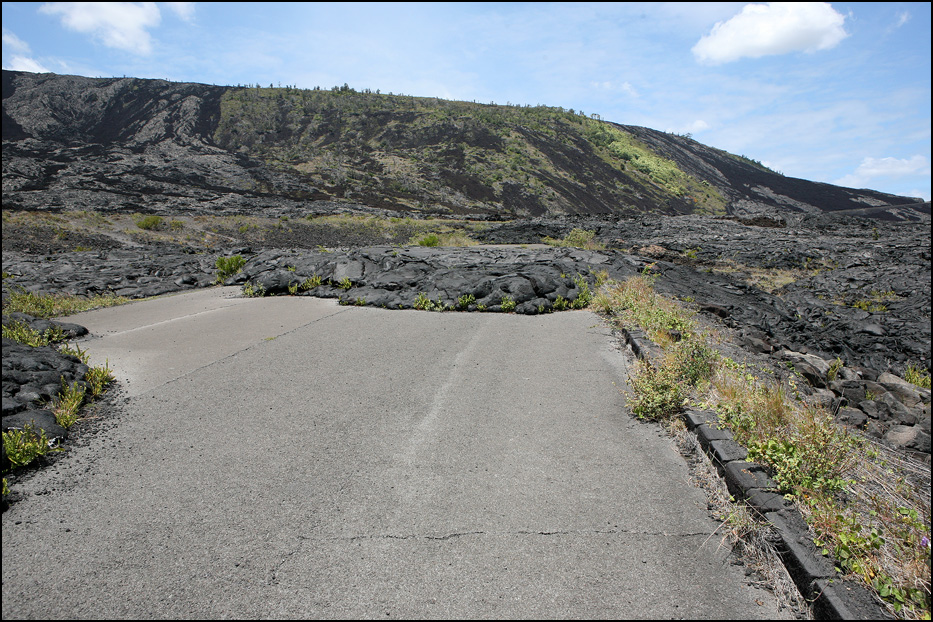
top-left (571, 274), bottom-right (593, 309)
top-left (500, 294), bottom-right (516, 312)
top-left (135, 215), bottom-right (164, 231)
top-left (827, 357), bottom-right (844, 382)
top-left (214, 255), bottom-right (246, 283)
top-left (542, 228), bottom-right (605, 250)
top-left (2, 320), bottom-right (67, 347)
top-left (904, 363), bottom-right (931, 389)
top-left (85, 361), bottom-right (115, 397)
top-left (243, 281), bottom-right (266, 297)
top-left (413, 292), bottom-right (447, 311)
top-left (301, 275), bottom-right (323, 290)
top-left (626, 358), bottom-right (687, 420)
top-left (417, 233), bottom-right (440, 247)
top-left (2, 287), bottom-right (130, 318)
top-left (457, 293), bottom-right (476, 310)
top-left (53, 380), bottom-right (86, 428)
top-left (337, 277), bottom-right (353, 290)
top-left (2, 424), bottom-right (61, 471)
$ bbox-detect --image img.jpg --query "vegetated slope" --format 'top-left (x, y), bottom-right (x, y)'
top-left (2, 70), bottom-right (926, 220)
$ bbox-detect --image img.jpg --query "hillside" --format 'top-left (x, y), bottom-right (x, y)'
top-left (2, 69), bottom-right (927, 221)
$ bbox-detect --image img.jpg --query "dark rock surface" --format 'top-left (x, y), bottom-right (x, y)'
top-left (3, 211), bottom-right (929, 460)
top-left (4, 70), bottom-right (928, 221)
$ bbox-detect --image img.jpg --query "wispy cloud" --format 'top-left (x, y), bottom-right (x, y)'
top-left (39, 2), bottom-right (163, 55)
top-left (164, 2), bottom-right (195, 22)
top-left (1, 28), bottom-right (51, 72)
top-left (834, 155), bottom-right (931, 191)
top-left (692, 2), bottom-right (848, 64)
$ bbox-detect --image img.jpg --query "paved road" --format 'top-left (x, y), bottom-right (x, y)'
top-left (2, 288), bottom-right (789, 619)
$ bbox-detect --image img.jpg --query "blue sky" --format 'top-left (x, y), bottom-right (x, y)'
top-left (3, 2), bottom-right (930, 201)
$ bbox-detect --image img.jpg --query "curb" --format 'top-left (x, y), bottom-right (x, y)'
top-left (618, 327), bottom-right (893, 620)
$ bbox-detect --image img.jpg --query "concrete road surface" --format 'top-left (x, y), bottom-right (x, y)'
top-left (2, 287), bottom-right (790, 619)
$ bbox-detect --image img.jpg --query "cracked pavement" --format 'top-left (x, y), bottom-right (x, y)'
top-left (2, 289), bottom-right (791, 618)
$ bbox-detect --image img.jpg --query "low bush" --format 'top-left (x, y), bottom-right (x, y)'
top-left (135, 215), bottom-right (165, 231)
top-left (215, 255), bottom-right (246, 282)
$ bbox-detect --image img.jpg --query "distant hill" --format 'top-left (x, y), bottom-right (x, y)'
top-left (2, 70), bottom-right (927, 221)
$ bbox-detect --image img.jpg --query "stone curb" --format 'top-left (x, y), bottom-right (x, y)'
top-left (619, 326), bottom-right (892, 620)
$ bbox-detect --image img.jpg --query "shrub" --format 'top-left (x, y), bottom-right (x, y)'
top-left (904, 363), bottom-right (931, 389)
top-left (417, 233), bottom-right (440, 247)
top-left (542, 228), bottom-right (605, 250)
top-left (214, 255), bottom-right (246, 283)
top-left (2, 425), bottom-right (60, 471)
top-left (627, 358), bottom-right (686, 420)
top-left (135, 215), bottom-right (164, 231)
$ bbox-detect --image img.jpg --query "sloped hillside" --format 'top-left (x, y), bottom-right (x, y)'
top-left (2, 70), bottom-right (925, 220)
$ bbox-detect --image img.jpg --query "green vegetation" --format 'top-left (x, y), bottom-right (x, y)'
top-left (3, 425), bottom-right (61, 471)
top-left (211, 85), bottom-right (729, 217)
top-left (542, 228), bottom-right (605, 250)
top-left (2, 286), bottom-right (131, 318)
top-left (457, 294), bottom-right (476, 310)
top-left (134, 214), bottom-right (165, 231)
top-left (905, 363), bottom-right (931, 389)
top-left (2, 319), bottom-right (67, 347)
top-left (413, 292), bottom-right (447, 312)
top-left (593, 273), bottom-right (931, 619)
top-left (1, 301), bottom-right (116, 475)
top-left (214, 255), bottom-right (246, 283)
top-left (243, 281), bottom-right (267, 297)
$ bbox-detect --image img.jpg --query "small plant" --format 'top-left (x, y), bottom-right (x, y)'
top-left (542, 228), bottom-right (605, 250)
top-left (626, 358), bottom-right (686, 420)
top-left (571, 274), bottom-right (593, 309)
top-left (85, 361), bottom-right (115, 397)
top-left (135, 215), bottom-right (164, 231)
top-left (301, 275), bottom-right (323, 290)
top-left (417, 233), bottom-right (440, 247)
top-left (2, 424), bottom-right (60, 471)
top-left (214, 255), bottom-right (246, 283)
top-left (2, 320), bottom-right (67, 347)
top-left (414, 292), bottom-right (447, 311)
top-left (682, 247), bottom-right (700, 260)
top-left (53, 380), bottom-right (86, 428)
top-left (457, 293), bottom-right (476, 310)
top-left (500, 294), bottom-right (516, 312)
top-left (904, 363), bottom-right (931, 389)
top-left (243, 281), bottom-right (266, 297)
top-left (827, 357), bottom-right (844, 382)
top-left (337, 277), bottom-right (353, 290)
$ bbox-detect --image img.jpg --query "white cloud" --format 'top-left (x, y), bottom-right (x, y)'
top-left (39, 2), bottom-right (163, 55)
top-left (164, 2), bottom-right (195, 22)
top-left (1, 28), bottom-right (51, 72)
top-left (2, 28), bottom-right (32, 54)
top-left (590, 81), bottom-right (639, 97)
top-left (692, 2), bottom-right (848, 64)
top-left (3, 55), bottom-right (52, 73)
top-left (833, 155), bottom-right (931, 189)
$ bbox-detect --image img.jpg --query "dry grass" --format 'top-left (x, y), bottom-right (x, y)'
top-left (595, 274), bottom-right (932, 619)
